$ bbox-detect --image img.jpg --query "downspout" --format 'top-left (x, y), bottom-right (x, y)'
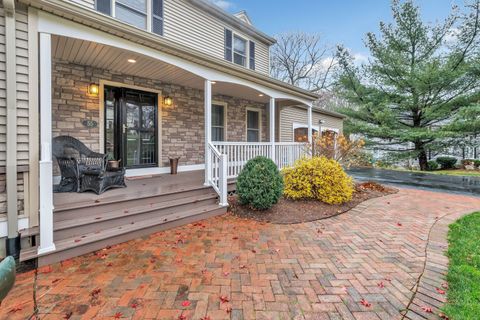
top-left (4, 0), bottom-right (20, 259)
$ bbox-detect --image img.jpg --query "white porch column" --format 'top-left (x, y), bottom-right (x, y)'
top-left (38, 32), bottom-right (56, 255)
top-left (204, 79), bottom-right (212, 185)
top-left (307, 103), bottom-right (313, 144)
top-left (269, 97), bottom-right (276, 162)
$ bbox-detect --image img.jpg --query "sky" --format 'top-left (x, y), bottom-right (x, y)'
top-left (209, 0), bottom-right (460, 58)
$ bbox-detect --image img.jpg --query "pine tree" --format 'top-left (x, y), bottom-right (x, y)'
top-left (336, 0), bottom-right (480, 170)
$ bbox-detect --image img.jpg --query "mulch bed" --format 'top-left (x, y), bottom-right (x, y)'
top-left (229, 181), bottom-right (398, 224)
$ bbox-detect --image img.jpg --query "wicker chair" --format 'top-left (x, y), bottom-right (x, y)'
top-left (53, 136), bottom-right (126, 194)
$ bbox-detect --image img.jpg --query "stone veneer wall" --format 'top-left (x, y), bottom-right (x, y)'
top-left (52, 60), bottom-right (268, 168)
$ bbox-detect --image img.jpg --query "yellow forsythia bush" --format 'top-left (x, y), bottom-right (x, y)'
top-left (283, 156), bottom-right (354, 204)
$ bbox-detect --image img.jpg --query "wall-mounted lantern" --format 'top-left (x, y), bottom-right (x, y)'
top-left (164, 96), bottom-right (173, 107)
top-left (88, 83), bottom-right (99, 96)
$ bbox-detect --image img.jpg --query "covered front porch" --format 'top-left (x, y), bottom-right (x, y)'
top-left (31, 12), bottom-right (317, 261)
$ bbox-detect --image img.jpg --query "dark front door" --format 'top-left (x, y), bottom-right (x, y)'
top-left (104, 86), bottom-right (158, 168)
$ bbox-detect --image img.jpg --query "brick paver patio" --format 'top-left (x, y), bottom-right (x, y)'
top-left (2, 188), bottom-right (480, 320)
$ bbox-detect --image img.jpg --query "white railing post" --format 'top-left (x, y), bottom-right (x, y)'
top-left (219, 154), bottom-right (228, 206)
top-left (204, 79), bottom-right (212, 185)
top-left (269, 97), bottom-right (276, 163)
top-left (38, 32), bottom-right (56, 255)
top-left (308, 103), bottom-right (313, 145)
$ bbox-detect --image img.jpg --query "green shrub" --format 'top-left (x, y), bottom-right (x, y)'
top-left (283, 157), bottom-right (354, 205)
top-left (427, 160), bottom-right (439, 171)
top-left (236, 156), bottom-right (283, 210)
top-left (436, 157), bottom-right (458, 169)
top-left (474, 160), bottom-right (480, 169)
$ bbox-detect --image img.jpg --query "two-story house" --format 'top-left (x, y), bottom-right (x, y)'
top-left (0, 0), bottom-right (341, 265)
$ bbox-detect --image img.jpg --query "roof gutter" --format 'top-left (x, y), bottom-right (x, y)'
top-left (4, 0), bottom-right (21, 259)
top-left (21, 0), bottom-right (318, 102)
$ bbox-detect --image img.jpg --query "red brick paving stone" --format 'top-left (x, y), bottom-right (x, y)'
top-left (1, 188), bottom-right (480, 319)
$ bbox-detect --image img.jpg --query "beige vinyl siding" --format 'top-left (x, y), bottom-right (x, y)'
top-left (0, 5), bottom-right (30, 166)
top-left (0, 8), bottom-right (5, 164)
top-left (66, 0), bottom-right (271, 75)
top-left (15, 6), bottom-right (30, 165)
top-left (279, 106), bottom-right (343, 142)
top-left (255, 40), bottom-right (269, 75)
top-left (71, 0), bottom-right (95, 8)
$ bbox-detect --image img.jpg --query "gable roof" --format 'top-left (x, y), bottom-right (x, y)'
top-left (234, 10), bottom-right (253, 26)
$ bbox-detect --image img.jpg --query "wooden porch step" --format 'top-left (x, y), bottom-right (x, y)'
top-left (54, 186), bottom-right (215, 221)
top-left (20, 203), bottom-right (227, 266)
top-left (21, 192), bottom-right (219, 241)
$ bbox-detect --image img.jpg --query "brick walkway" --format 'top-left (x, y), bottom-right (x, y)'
top-left (2, 188), bottom-right (480, 320)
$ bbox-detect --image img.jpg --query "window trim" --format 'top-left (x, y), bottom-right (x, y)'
top-left (292, 122), bottom-right (339, 141)
top-left (225, 29), bottom-right (255, 69)
top-left (211, 101), bottom-right (228, 142)
top-left (233, 34), bottom-right (248, 67)
top-left (246, 107), bottom-right (262, 142)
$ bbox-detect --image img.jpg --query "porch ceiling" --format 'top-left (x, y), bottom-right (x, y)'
top-left (52, 35), bottom-right (272, 104)
top-left (52, 35), bottom-right (205, 90)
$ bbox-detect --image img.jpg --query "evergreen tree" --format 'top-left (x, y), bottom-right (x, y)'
top-left (336, 0), bottom-right (480, 170)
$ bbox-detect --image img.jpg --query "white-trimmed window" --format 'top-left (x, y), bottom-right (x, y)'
top-left (233, 35), bottom-right (247, 67)
top-left (224, 29), bottom-right (256, 70)
top-left (212, 103), bottom-right (227, 141)
top-left (95, 0), bottom-right (164, 36)
top-left (246, 108), bottom-right (261, 142)
top-left (293, 123), bottom-right (319, 142)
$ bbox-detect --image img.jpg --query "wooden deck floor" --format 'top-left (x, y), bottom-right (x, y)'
top-left (54, 170), bottom-right (206, 210)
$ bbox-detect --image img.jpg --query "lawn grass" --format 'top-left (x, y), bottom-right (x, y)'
top-left (443, 212), bottom-right (480, 319)
top-left (428, 170), bottom-right (480, 177)
top-left (381, 167), bottom-right (480, 177)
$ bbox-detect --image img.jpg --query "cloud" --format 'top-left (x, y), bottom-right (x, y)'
top-left (208, 0), bottom-right (235, 10)
top-left (352, 52), bottom-right (369, 64)
top-left (444, 27), bottom-right (460, 44)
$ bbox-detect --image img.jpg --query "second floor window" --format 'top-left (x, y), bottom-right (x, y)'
top-left (96, 0), bottom-right (163, 36)
top-left (233, 35), bottom-right (247, 67)
top-left (225, 29), bottom-right (256, 70)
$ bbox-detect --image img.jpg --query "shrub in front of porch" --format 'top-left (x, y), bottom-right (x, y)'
top-left (283, 157), bottom-right (354, 205)
top-left (236, 156), bottom-right (284, 210)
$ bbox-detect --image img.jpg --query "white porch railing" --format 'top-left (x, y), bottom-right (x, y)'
top-left (275, 142), bottom-right (309, 170)
top-left (207, 142), bottom-right (228, 206)
top-left (212, 142), bottom-right (308, 179)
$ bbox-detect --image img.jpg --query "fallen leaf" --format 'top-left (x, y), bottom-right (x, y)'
top-left (220, 296), bottom-right (229, 303)
top-left (439, 312), bottom-right (449, 319)
top-left (360, 299), bottom-right (371, 307)
top-left (377, 282), bottom-right (385, 288)
top-left (8, 306), bottom-right (23, 313)
top-left (436, 288), bottom-right (446, 295)
top-left (63, 311), bottom-right (73, 319)
top-left (52, 278), bottom-right (62, 284)
top-left (90, 288), bottom-right (101, 297)
top-left (74, 239), bottom-right (81, 243)
top-left (223, 272), bottom-right (230, 277)
top-left (232, 236), bottom-right (239, 240)
top-left (421, 306), bottom-right (433, 313)
top-left (181, 300), bottom-right (191, 307)
top-left (178, 313), bottom-right (187, 320)
top-left (251, 249), bottom-right (257, 253)
top-left (106, 262), bottom-right (113, 267)
top-left (114, 312), bottom-right (122, 319)
top-left (441, 282), bottom-right (448, 289)
top-left (396, 222), bottom-right (403, 227)
top-left (239, 265), bottom-right (247, 269)
top-left (226, 306), bottom-right (232, 314)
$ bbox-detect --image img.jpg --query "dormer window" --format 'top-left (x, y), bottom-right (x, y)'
top-left (95, 0), bottom-right (163, 36)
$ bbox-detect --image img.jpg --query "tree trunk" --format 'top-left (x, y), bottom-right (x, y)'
top-left (417, 146), bottom-right (428, 171)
